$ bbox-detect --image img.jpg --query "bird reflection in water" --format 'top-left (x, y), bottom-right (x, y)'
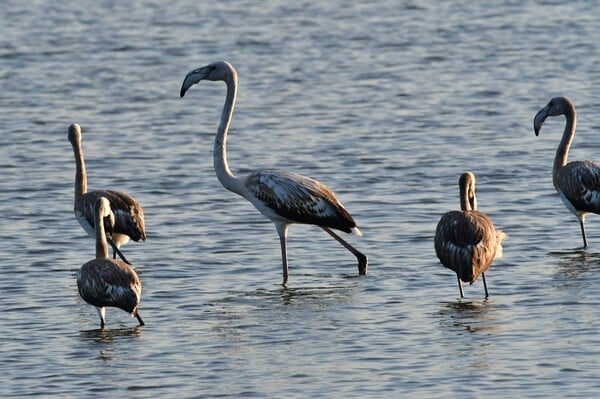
top-left (79, 326), bottom-right (142, 363)
top-left (552, 250), bottom-right (600, 287)
top-left (79, 326), bottom-right (142, 344)
top-left (438, 300), bottom-right (503, 335)
top-left (276, 284), bottom-right (353, 307)
top-left (79, 326), bottom-right (142, 362)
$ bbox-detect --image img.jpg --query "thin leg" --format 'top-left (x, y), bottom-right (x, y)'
top-left (482, 272), bottom-right (489, 299)
top-left (107, 237), bottom-right (132, 264)
top-left (457, 276), bottom-right (464, 298)
top-left (321, 227), bottom-right (368, 275)
top-left (580, 219), bottom-right (588, 248)
top-left (280, 235), bottom-right (289, 286)
top-left (96, 307), bottom-right (106, 328)
top-left (135, 312), bottom-right (145, 326)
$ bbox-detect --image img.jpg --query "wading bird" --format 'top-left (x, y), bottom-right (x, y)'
top-left (534, 96), bottom-right (600, 248)
top-left (68, 123), bottom-right (146, 263)
top-left (77, 197), bottom-right (144, 328)
top-left (434, 172), bottom-right (505, 298)
top-left (180, 61), bottom-right (367, 285)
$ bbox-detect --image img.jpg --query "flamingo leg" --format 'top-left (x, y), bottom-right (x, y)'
top-left (107, 236), bottom-right (132, 264)
top-left (279, 235), bottom-right (289, 286)
top-left (135, 312), bottom-right (145, 326)
top-left (482, 272), bottom-right (489, 299)
top-left (96, 307), bottom-right (106, 328)
top-left (320, 227), bottom-right (368, 275)
top-left (580, 219), bottom-right (588, 248)
top-left (457, 276), bottom-right (464, 298)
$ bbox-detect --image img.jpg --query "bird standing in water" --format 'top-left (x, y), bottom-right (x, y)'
top-left (434, 172), bottom-right (505, 298)
top-left (68, 123), bottom-right (146, 263)
top-left (77, 197), bottom-right (144, 328)
top-left (180, 61), bottom-right (367, 285)
top-left (534, 96), bottom-right (600, 248)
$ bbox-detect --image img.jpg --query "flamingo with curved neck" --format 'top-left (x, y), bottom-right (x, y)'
top-left (68, 123), bottom-right (146, 263)
top-left (534, 96), bottom-right (600, 248)
top-left (180, 61), bottom-right (367, 285)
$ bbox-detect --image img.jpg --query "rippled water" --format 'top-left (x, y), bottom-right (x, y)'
top-left (2, 0), bottom-right (600, 397)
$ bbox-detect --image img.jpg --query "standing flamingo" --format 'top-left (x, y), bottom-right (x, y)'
top-left (77, 197), bottom-right (144, 328)
top-left (68, 123), bottom-right (146, 263)
top-left (434, 172), bottom-right (505, 298)
top-left (180, 61), bottom-right (367, 285)
top-left (534, 96), bottom-right (600, 248)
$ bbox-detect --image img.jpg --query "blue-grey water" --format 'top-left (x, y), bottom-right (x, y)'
top-left (2, 1), bottom-right (600, 397)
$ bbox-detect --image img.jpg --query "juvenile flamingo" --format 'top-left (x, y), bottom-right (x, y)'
top-left (180, 61), bottom-right (367, 285)
top-left (68, 123), bottom-right (146, 263)
top-left (434, 172), bottom-right (505, 298)
top-left (534, 96), bottom-right (600, 248)
top-left (77, 197), bottom-right (144, 328)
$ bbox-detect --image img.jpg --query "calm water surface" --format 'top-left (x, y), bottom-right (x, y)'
top-left (2, 1), bottom-right (600, 397)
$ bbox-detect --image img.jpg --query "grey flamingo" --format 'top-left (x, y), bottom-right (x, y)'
top-left (68, 123), bottom-right (146, 263)
top-left (534, 96), bottom-right (600, 248)
top-left (180, 61), bottom-right (367, 285)
top-left (434, 172), bottom-right (505, 298)
top-left (77, 197), bottom-right (144, 328)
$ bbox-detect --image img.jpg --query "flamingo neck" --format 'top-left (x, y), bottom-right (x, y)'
top-left (95, 211), bottom-right (109, 259)
top-left (553, 104), bottom-right (576, 187)
top-left (460, 195), bottom-right (474, 212)
top-left (214, 72), bottom-right (244, 196)
top-left (72, 139), bottom-right (87, 199)
top-left (459, 184), bottom-right (476, 211)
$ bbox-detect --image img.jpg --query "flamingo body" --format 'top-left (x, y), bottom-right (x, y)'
top-left (244, 169), bottom-right (361, 234)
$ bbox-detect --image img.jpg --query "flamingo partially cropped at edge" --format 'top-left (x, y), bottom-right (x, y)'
top-left (534, 96), bottom-right (600, 248)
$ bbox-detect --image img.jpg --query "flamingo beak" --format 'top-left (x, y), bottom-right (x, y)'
top-left (180, 66), bottom-right (212, 97)
top-left (533, 107), bottom-right (549, 136)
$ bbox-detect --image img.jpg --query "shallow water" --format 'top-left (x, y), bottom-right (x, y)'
top-left (2, 1), bottom-right (600, 397)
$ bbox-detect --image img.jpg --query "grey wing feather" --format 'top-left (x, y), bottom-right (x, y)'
top-left (79, 190), bottom-right (146, 241)
top-left (246, 170), bottom-right (356, 232)
top-left (557, 161), bottom-right (600, 213)
top-left (435, 211), bottom-right (500, 283)
top-left (77, 259), bottom-right (141, 313)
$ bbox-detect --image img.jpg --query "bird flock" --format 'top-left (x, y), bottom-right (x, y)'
top-left (71, 60), bottom-right (599, 328)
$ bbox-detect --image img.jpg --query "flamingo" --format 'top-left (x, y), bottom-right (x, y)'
top-left (534, 96), bottom-right (600, 248)
top-left (77, 197), bottom-right (144, 328)
top-left (68, 123), bottom-right (146, 263)
top-left (434, 172), bottom-right (505, 298)
top-left (180, 61), bottom-right (367, 285)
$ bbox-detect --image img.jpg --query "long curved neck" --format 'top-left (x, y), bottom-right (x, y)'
top-left (460, 185), bottom-right (476, 211)
top-left (71, 138), bottom-right (87, 199)
top-left (553, 104), bottom-right (576, 186)
top-left (95, 212), bottom-right (109, 259)
top-left (214, 72), bottom-right (245, 195)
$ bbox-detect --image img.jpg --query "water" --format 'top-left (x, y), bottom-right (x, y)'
top-left (2, 0), bottom-right (600, 397)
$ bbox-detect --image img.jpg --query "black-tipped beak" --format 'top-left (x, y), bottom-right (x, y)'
top-left (180, 66), bottom-right (212, 98)
top-left (533, 108), bottom-right (548, 136)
